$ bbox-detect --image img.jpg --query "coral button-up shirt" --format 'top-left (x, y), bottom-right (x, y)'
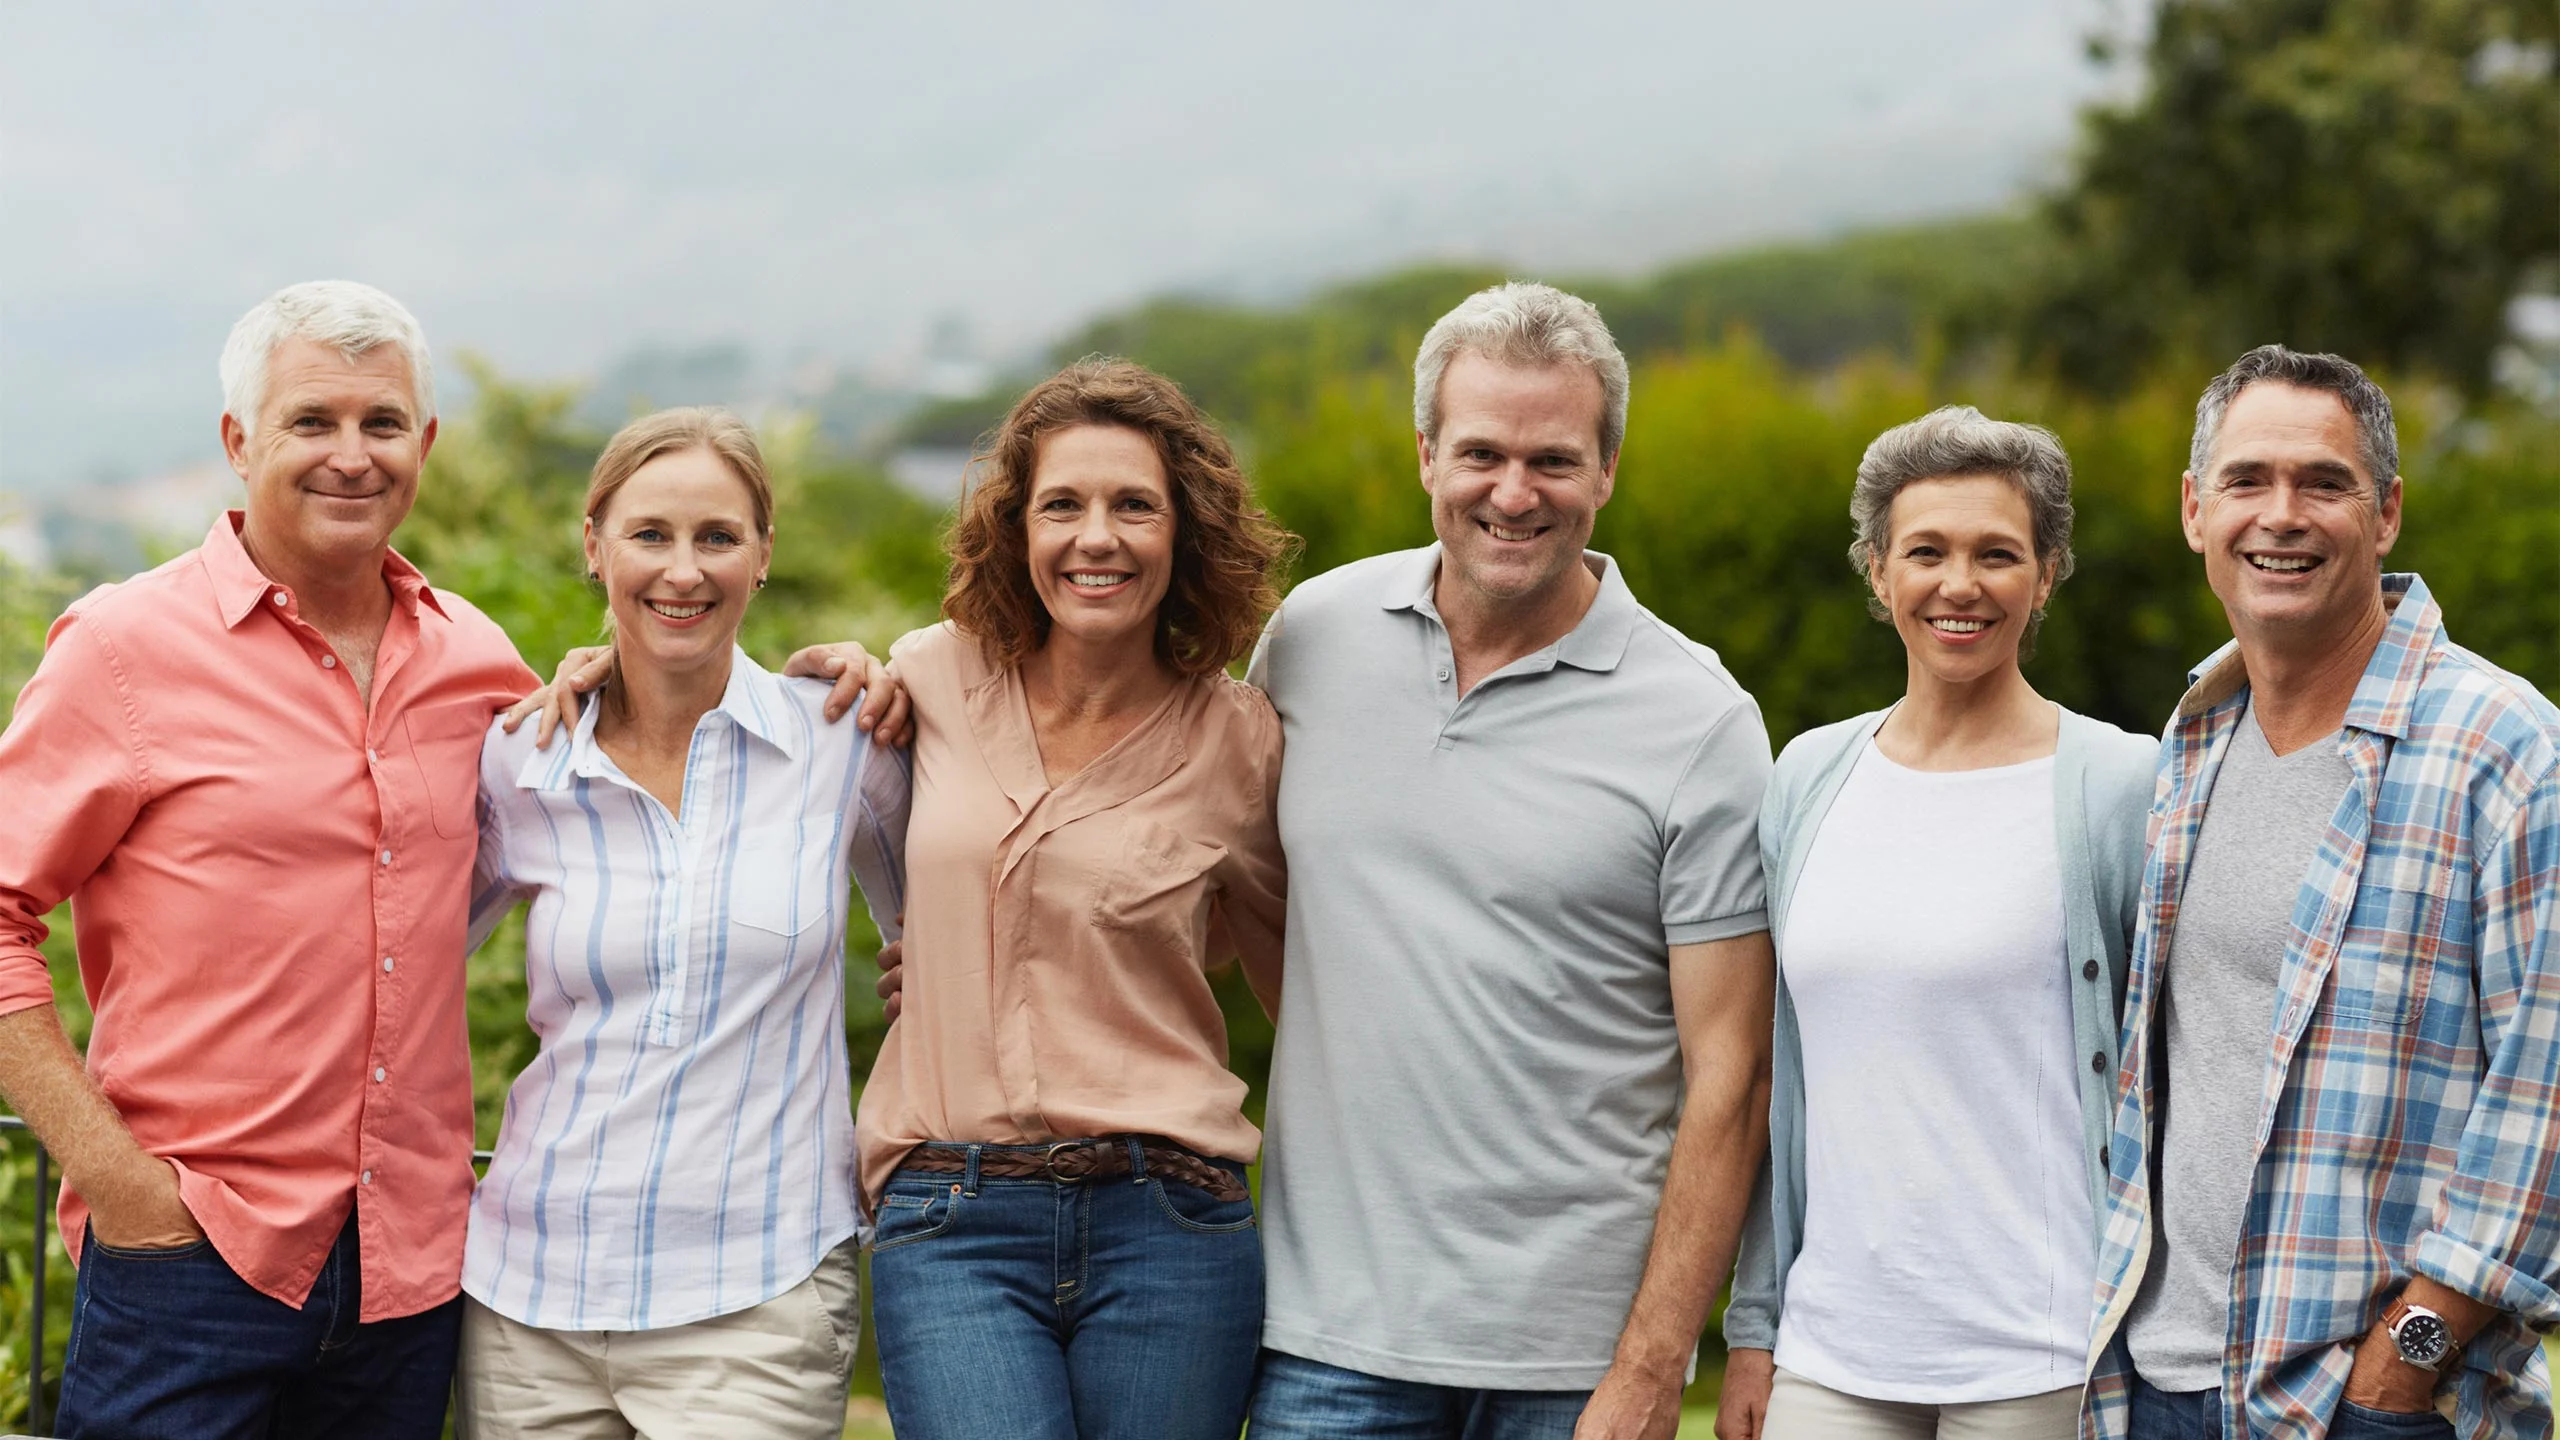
top-left (854, 623), bottom-right (1287, 1205)
top-left (0, 511), bottom-right (537, 1319)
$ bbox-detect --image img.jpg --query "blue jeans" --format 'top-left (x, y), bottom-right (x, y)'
top-left (56, 1214), bottom-right (462, 1440)
top-left (2127, 1374), bottom-right (2453, 1440)
top-left (867, 1142), bottom-right (1264, 1440)
top-left (1248, 1349), bottom-right (1591, 1439)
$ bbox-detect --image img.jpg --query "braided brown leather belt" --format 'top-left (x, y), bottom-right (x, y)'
top-left (901, 1138), bottom-right (1250, 1203)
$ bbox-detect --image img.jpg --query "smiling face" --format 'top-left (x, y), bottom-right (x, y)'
top-left (1024, 424), bottom-right (1178, 655)
top-left (2182, 381), bottom-right (2400, 644)
top-left (584, 445), bottom-right (770, 681)
top-left (1419, 352), bottom-right (1617, 609)
top-left (1871, 474), bottom-right (2056, 690)
top-left (221, 337), bottom-right (434, 580)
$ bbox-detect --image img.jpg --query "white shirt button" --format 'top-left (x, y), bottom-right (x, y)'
top-left (272, 592), bottom-right (289, 607)
top-left (368, 748), bottom-right (381, 765)
top-left (381, 956), bottom-right (395, 973)
top-left (379, 849), bottom-right (392, 866)
top-left (1435, 667), bottom-right (1451, 682)
top-left (359, 1170), bottom-right (373, 1186)
top-left (321, 655), bottom-right (337, 669)
top-left (373, 1067), bottom-right (387, 1083)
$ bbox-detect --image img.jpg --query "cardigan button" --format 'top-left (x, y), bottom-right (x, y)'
top-left (2101, 1145), bottom-right (2111, 1167)
top-left (2083, 959), bottom-right (2101, 981)
top-left (2091, 1051), bottom-right (2107, 1075)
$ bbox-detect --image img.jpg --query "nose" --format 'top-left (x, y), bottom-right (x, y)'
top-left (325, 421), bottom-right (372, 477)
top-left (2258, 478), bottom-right (2312, 535)
top-left (666, 543), bottom-right (704, 589)
top-left (1073, 503), bottom-right (1118, 552)
top-left (1940, 557), bottom-right (1983, 602)
top-left (1487, 461), bottom-right (1539, 517)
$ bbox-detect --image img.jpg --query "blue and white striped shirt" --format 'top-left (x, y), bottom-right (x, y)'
top-left (463, 651), bottom-right (907, 1332)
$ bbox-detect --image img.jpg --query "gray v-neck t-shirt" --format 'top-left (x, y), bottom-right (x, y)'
top-left (1247, 545), bottom-right (1772, 1389)
top-left (2126, 701), bottom-right (2352, 1390)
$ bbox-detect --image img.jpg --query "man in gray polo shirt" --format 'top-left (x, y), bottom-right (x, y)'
top-left (1245, 282), bottom-right (1776, 1440)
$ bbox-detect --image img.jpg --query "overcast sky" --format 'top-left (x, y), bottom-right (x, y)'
top-left (1, 0), bottom-right (2118, 493)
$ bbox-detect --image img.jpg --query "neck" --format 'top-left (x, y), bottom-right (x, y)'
top-left (1877, 657), bottom-right (2055, 770)
top-left (236, 519), bottom-right (391, 634)
top-left (599, 648), bottom-right (736, 755)
top-left (2234, 592), bottom-right (2389, 754)
top-left (1024, 625), bottom-right (1175, 720)
top-left (1435, 553), bottom-right (1600, 678)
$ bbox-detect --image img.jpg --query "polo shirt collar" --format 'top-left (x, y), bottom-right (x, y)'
top-left (519, 647), bottom-right (798, 792)
top-left (2174, 572), bottom-right (2436, 740)
top-left (1383, 542), bottom-right (1640, 674)
top-left (203, 509), bottom-right (452, 629)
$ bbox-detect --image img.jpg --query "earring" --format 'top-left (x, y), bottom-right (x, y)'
top-left (755, 576), bottom-right (768, 590)
top-left (586, 569), bottom-right (599, 583)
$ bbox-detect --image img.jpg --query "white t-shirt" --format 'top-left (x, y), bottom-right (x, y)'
top-left (1772, 742), bottom-right (2091, 1404)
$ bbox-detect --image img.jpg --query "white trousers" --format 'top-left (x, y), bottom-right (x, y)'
top-left (455, 1237), bottom-right (862, 1440)
top-left (1762, 1366), bottom-right (2083, 1440)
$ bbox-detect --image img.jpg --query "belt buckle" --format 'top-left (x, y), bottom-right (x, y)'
top-left (1044, 1140), bottom-right (1098, 1184)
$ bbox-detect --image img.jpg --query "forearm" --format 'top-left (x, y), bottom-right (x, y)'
top-left (0, 1004), bottom-right (154, 1191)
top-left (1612, 1065), bottom-right (1772, 1379)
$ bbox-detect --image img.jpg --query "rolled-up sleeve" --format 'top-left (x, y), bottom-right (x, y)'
top-left (2413, 760), bottom-right (2560, 1324)
top-left (0, 611), bottom-right (146, 1017)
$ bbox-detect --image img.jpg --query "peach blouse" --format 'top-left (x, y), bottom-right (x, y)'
top-left (853, 623), bottom-right (1286, 1204)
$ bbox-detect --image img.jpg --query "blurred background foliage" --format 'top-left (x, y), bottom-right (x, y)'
top-left (1, 0), bottom-right (2555, 1428)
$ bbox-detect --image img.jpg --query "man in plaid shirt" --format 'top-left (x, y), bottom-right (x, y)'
top-left (2086, 345), bottom-right (2560, 1440)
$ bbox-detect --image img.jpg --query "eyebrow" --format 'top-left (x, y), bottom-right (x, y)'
top-left (2214, 457), bottom-right (2361, 484)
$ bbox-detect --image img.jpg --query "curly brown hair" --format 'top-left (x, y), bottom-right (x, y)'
top-left (944, 358), bottom-right (1295, 677)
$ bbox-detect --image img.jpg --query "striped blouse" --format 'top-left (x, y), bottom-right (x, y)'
top-left (464, 652), bottom-right (907, 1331)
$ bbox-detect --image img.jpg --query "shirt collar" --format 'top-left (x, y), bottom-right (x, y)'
top-left (202, 509), bottom-right (451, 629)
top-left (1381, 542), bottom-right (1640, 674)
top-left (2174, 573), bottom-right (2438, 739)
top-left (518, 647), bottom-right (799, 792)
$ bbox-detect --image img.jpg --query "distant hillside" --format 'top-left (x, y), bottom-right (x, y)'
top-left (893, 214), bottom-right (2032, 449)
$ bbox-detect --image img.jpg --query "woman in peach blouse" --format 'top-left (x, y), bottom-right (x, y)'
top-left (862, 359), bottom-right (1293, 1440)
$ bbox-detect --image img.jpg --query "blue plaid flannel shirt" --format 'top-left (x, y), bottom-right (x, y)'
top-left (2085, 574), bottom-right (2560, 1440)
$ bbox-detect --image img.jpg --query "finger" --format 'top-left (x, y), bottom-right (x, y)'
top-left (882, 992), bottom-right (903, 1025)
top-left (570, 650), bottom-right (615, 692)
top-left (500, 694), bottom-right (538, 732)
top-left (827, 665), bottom-right (865, 726)
top-left (876, 682), bottom-right (914, 748)
top-left (875, 939), bottom-right (904, 974)
top-left (534, 694), bottom-right (562, 750)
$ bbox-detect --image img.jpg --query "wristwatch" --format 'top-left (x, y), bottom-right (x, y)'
top-left (2383, 1297), bottom-right (2456, 1372)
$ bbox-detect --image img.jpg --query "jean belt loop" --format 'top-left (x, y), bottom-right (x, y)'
top-left (963, 1144), bottom-right (982, 1199)
top-left (1124, 1134), bottom-right (1147, 1185)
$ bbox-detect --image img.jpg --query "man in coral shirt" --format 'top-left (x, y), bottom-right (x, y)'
top-left (0, 281), bottom-right (537, 1438)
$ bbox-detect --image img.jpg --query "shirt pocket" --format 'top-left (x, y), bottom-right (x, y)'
top-left (730, 831), bottom-right (837, 937)
top-left (2325, 884), bottom-right (2451, 1027)
top-left (1090, 818), bottom-right (1225, 950)
top-left (404, 701), bottom-right (495, 840)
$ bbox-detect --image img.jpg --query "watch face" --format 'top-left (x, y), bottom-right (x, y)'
top-left (2395, 1312), bottom-right (2453, 1365)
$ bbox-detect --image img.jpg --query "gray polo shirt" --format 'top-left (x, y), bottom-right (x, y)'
top-left (1249, 544), bottom-right (1772, 1390)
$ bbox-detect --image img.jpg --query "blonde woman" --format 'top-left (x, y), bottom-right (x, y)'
top-left (457, 409), bottom-right (907, 1438)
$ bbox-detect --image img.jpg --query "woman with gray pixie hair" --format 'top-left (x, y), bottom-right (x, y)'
top-left (1716, 407), bottom-right (2158, 1440)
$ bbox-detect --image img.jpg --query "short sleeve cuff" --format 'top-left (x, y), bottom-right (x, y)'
top-left (2414, 1229), bottom-right (2560, 1327)
top-left (1666, 910), bottom-right (1770, 947)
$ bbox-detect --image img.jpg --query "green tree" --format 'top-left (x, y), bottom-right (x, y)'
top-left (2024, 0), bottom-right (2560, 391)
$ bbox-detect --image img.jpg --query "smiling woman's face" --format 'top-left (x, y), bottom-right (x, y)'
top-left (1871, 473), bottom-right (2053, 690)
top-left (584, 445), bottom-right (770, 681)
top-left (1023, 424), bottom-right (1177, 654)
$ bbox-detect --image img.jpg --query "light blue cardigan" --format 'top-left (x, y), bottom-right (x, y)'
top-left (1721, 705), bottom-right (2158, 1352)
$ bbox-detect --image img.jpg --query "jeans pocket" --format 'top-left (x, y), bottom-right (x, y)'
top-left (1149, 1176), bottom-right (1257, 1234)
top-left (2332, 1398), bottom-right (2455, 1438)
top-left (870, 1183), bottom-right (960, 1251)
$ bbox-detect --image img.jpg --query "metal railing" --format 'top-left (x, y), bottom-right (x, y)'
top-left (0, 1115), bottom-right (494, 1436)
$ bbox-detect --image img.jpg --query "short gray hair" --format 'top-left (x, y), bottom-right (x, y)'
top-left (1414, 282), bottom-right (1630, 462)
top-left (2189, 344), bottom-right (2397, 493)
top-left (219, 280), bottom-right (435, 430)
top-left (1850, 406), bottom-right (2077, 629)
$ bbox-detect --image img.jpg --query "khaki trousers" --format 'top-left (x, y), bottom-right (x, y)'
top-left (455, 1237), bottom-right (862, 1440)
top-left (1763, 1366), bottom-right (2083, 1440)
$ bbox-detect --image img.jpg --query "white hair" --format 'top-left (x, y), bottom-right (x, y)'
top-left (1413, 281), bottom-right (1630, 461)
top-left (218, 280), bottom-right (435, 429)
